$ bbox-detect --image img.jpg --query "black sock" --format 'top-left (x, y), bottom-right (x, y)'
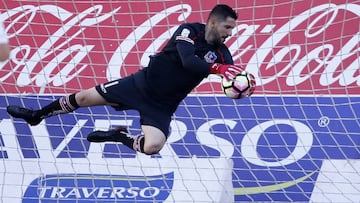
top-left (35, 93), bottom-right (79, 118)
top-left (116, 133), bottom-right (145, 153)
top-left (133, 135), bottom-right (145, 153)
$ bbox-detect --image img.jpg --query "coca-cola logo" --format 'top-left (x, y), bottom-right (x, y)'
top-left (0, 1), bottom-right (358, 94)
top-left (238, 3), bottom-right (360, 94)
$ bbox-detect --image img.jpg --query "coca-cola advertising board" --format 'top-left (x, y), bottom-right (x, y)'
top-left (0, 0), bottom-right (359, 202)
top-left (0, 0), bottom-right (359, 94)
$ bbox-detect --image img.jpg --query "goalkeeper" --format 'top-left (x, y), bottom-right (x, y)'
top-left (7, 4), bottom-right (250, 155)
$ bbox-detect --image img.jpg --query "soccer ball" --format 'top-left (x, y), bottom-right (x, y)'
top-left (221, 71), bottom-right (256, 99)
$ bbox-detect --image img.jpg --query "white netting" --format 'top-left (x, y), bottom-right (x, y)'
top-left (0, 0), bottom-right (359, 202)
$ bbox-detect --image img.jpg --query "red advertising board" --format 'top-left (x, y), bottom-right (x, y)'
top-left (0, 0), bottom-right (359, 94)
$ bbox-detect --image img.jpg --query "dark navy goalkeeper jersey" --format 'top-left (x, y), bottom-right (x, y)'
top-left (133, 22), bottom-right (234, 113)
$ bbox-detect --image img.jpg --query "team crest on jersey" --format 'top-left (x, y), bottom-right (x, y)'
top-left (204, 51), bottom-right (217, 63)
top-left (181, 28), bottom-right (190, 37)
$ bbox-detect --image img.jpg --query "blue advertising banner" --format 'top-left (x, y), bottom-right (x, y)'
top-left (0, 95), bottom-right (359, 202)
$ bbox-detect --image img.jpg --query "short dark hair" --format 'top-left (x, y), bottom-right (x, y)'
top-left (207, 4), bottom-right (238, 22)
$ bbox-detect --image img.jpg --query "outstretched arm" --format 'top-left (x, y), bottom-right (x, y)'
top-left (175, 25), bottom-right (243, 80)
top-left (174, 26), bottom-right (212, 74)
top-left (176, 36), bottom-right (243, 80)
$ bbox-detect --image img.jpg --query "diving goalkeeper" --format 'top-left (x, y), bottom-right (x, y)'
top-left (7, 4), bottom-right (254, 155)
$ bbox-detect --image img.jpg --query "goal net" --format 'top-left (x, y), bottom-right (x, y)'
top-left (0, 0), bottom-right (359, 202)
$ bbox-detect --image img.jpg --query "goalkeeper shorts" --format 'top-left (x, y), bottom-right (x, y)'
top-left (95, 75), bottom-right (171, 137)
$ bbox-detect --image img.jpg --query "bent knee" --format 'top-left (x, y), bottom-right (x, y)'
top-left (143, 144), bottom-right (163, 155)
top-left (141, 128), bottom-right (166, 155)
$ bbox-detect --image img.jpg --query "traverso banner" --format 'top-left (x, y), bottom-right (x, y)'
top-left (24, 173), bottom-right (174, 202)
top-left (0, 96), bottom-right (359, 202)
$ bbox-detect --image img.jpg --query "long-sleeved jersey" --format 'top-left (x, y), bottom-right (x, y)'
top-left (133, 22), bottom-right (234, 113)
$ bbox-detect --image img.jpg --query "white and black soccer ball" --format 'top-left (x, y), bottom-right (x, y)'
top-left (221, 71), bottom-right (256, 99)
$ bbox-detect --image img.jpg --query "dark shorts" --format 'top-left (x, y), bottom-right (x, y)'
top-left (95, 75), bottom-right (172, 137)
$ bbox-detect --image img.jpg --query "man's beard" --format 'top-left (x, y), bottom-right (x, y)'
top-left (209, 29), bottom-right (223, 46)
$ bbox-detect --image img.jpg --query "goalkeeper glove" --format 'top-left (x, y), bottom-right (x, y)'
top-left (210, 63), bottom-right (243, 81)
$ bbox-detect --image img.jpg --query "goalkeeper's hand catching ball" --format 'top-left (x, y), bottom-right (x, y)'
top-left (210, 63), bottom-right (243, 81)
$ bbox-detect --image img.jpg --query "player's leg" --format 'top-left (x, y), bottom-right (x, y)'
top-left (75, 87), bottom-right (110, 106)
top-left (132, 125), bottom-right (167, 155)
top-left (85, 74), bottom-right (170, 155)
top-left (87, 104), bottom-right (170, 155)
top-left (87, 125), bottom-right (166, 155)
top-left (7, 87), bottom-right (109, 126)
